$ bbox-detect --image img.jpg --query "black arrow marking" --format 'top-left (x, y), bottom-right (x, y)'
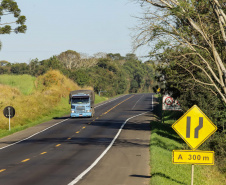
top-left (186, 116), bottom-right (191, 138)
top-left (194, 117), bottom-right (203, 138)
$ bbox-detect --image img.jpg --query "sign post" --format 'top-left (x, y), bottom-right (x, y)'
top-left (191, 165), bottom-right (194, 185)
top-left (8, 107), bottom-right (11, 131)
top-left (172, 105), bottom-right (217, 185)
top-left (3, 106), bottom-right (15, 131)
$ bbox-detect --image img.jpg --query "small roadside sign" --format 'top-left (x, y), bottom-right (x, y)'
top-left (173, 150), bottom-right (214, 165)
top-left (3, 106), bottom-right (15, 131)
top-left (3, 106), bottom-right (15, 118)
top-left (162, 95), bottom-right (182, 111)
top-left (172, 105), bottom-right (217, 150)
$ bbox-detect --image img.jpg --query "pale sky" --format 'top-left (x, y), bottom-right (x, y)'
top-left (0, 0), bottom-right (150, 63)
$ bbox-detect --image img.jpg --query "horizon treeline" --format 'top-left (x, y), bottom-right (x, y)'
top-left (0, 50), bottom-right (156, 96)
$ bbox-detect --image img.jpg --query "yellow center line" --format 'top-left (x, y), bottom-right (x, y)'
top-left (67, 137), bottom-right (71, 140)
top-left (21, 158), bottom-right (30, 163)
top-left (40, 152), bottom-right (47, 155)
top-left (100, 95), bottom-right (135, 116)
top-left (74, 96), bottom-right (135, 138)
top-left (56, 144), bottom-right (61, 147)
top-left (0, 169), bottom-right (6, 173)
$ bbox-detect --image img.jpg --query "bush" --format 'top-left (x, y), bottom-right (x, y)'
top-left (205, 133), bottom-right (226, 175)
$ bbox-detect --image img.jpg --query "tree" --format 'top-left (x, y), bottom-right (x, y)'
top-left (93, 52), bottom-right (107, 59)
top-left (40, 56), bottom-right (63, 71)
top-left (70, 69), bottom-right (91, 87)
top-left (57, 50), bottom-right (81, 69)
top-left (125, 53), bottom-right (138, 61)
top-left (97, 58), bottom-right (109, 69)
top-left (80, 53), bottom-right (99, 67)
top-left (134, 0), bottom-right (226, 105)
top-left (0, 0), bottom-right (27, 48)
top-left (107, 53), bottom-right (124, 60)
top-left (0, 60), bottom-right (9, 66)
top-left (10, 63), bottom-right (29, 74)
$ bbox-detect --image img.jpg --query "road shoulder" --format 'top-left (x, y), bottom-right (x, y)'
top-left (77, 111), bottom-right (153, 185)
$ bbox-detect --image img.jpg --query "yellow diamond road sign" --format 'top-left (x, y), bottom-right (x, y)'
top-left (172, 105), bottom-right (217, 150)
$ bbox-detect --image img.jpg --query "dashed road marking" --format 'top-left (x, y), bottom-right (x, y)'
top-left (21, 158), bottom-right (30, 163)
top-left (0, 169), bottom-right (6, 173)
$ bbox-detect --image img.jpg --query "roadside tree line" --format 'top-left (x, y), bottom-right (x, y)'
top-left (0, 51), bottom-right (156, 97)
top-left (134, 0), bottom-right (226, 174)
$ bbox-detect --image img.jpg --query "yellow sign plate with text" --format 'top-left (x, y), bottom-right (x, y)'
top-left (173, 150), bottom-right (214, 165)
top-left (172, 105), bottom-right (217, 150)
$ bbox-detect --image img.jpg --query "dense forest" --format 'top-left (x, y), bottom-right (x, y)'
top-left (0, 51), bottom-right (156, 96)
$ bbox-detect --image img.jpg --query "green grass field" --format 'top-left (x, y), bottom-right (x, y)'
top-left (150, 95), bottom-right (226, 184)
top-left (0, 74), bottom-right (36, 95)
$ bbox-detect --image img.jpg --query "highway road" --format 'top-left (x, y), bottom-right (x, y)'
top-left (0, 93), bottom-right (154, 185)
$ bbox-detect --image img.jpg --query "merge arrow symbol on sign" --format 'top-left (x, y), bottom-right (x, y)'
top-left (172, 105), bottom-right (217, 150)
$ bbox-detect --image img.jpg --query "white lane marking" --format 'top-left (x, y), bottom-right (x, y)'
top-left (0, 94), bottom-right (129, 150)
top-left (132, 95), bottom-right (144, 110)
top-left (68, 94), bottom-right (153, 185)
top-left (0, 119), bottom-right (69, 150)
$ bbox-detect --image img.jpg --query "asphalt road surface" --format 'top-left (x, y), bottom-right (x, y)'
top-left (0, 93), bottom-right (154, 185)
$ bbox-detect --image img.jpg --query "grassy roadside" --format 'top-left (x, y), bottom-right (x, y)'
top-left (150, 95), bottom-right (226, 185)
top-left (95, 94), bottom-right (109, 104)
top-left (0, 97), bottom-right (69, 138)
top-left (0, 94), bottom-right (109, 139)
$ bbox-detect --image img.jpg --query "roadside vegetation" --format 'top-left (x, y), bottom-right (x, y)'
top-left (133, 0), bottom-right (226, 180)
top-left (150, 95), bottom-right (226, 184)
top-left (0, 70), bottom-right (84, 137)
top-left (0, 52), bottom-right (156, 96)
top-left (0, 74), bottom-right (36, 95)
